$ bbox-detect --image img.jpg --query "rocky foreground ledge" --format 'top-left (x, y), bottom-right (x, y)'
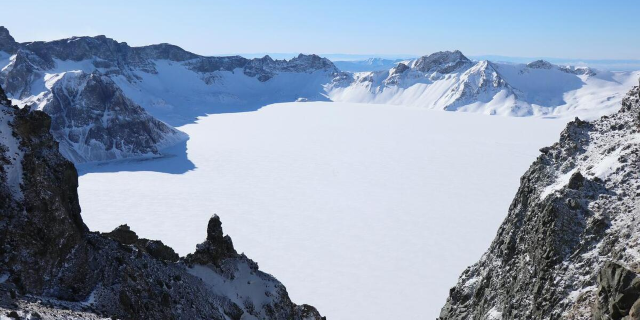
top-left (439, 84), bottom-right (640, 319)
top-left (0, 84), bottom-right (322, 319)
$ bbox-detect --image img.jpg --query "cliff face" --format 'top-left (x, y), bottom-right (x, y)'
top-left (439, 84), bottom-right (640, 319)
top-left (0, 85), bottom-right (322, 320)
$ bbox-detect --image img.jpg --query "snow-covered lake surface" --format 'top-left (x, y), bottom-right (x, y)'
top-left (78, 102), bottom-right (568, 319)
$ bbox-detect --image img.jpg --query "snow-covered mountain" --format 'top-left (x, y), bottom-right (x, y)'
top-left (0, 26), bottom-right (342, 163)
top-left (1, 26), bottom-right (638, 164)
top-left (327, 51), bottom-right (640, 119)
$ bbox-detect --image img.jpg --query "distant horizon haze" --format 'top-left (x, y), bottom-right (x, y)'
top-left (2, 0), bottom-right (639, 61)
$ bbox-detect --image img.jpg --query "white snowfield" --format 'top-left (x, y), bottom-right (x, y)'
top-left (78, 102), bottom-right (569, 320)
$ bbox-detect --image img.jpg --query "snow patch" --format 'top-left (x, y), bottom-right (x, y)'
top-left (540, 168), bottom-right (578, 200)
top-left (188, 263), bottom-right (276, 315)
top-left (485, 307), bottom-right (503, 320)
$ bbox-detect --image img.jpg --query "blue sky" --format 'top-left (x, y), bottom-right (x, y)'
top-left (2, 0), bottom-right (639, 60)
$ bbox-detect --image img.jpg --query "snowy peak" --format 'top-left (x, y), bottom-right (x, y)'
top-left (242, 53), bottom-right (338, 81)
top-left (526, 59), bottom-right (555, 69)
top-left (287, 53), bottom-right (338, 72)
top-left (411, 50), bottom-right (471, 74)
top-left (327, 50), bottom-right (638, 117)
top-left (391, 62), bottom-right (410, 75)
top-left (525, 59), bottom-right (596, 76)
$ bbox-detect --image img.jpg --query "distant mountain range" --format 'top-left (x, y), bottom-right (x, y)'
top-left (0, 26), bottom-right (638, 164)
top-left (328, 51), bottom-right (639, 118)
top-left (333, 58), bottom-right (407, 72)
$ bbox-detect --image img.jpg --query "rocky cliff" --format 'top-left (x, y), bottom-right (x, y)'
top-left (439, 84), bottom-right (640, 319)
top-left (0, 85), bottom-right (322, 320)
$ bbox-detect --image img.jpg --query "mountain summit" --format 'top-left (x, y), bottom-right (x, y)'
top-left (326, 50), bottom-right (637, 117)
top-left (411, 50), bottom-right (471, 73)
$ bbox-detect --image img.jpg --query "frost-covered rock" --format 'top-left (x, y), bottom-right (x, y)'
top-left (412, 50), bottom-right (472, 74)
top-left (43, 71), bottom-right (187, 163)
top-left (0, 28), bottom-right (190, 163)
top-left (0, 84), bottom-right (323, 319)
top-left (438, 84), bottom-right (640, 319)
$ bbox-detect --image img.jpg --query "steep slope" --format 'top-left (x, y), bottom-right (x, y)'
top-left (327, 51), bottom-right (639, 118)
top-left (439, 83), bottom-right (640, 319)
top-left (0, 85), bottom-right (322, 319)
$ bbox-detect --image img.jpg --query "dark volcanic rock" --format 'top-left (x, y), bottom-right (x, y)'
top-left (439, 84), bottom-right (640, 319)
top-left (104, 225), bottom-right (179, 262)
top-left (185, 215), bottom-right (238, 267)
top-left (594, 262), bottom-right (640, 319)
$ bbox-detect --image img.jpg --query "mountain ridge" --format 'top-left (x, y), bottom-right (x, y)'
top-left (326, 51), bottom-right (639, 118)
top-left (1, 27), bottom-right (638, 165)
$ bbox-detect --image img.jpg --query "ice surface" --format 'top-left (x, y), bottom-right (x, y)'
top-left (77, 102), bottom-right (568, 319)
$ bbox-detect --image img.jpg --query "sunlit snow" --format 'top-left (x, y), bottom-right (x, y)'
top-left (78, 102), bottom-right (568, 319)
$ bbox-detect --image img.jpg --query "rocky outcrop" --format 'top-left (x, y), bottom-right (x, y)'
top-left (412, 50), bottom-right (472, 74)
top-left (594, 262), bottom-right (640, 319)
top-left (438, 84), bottom-right (640, 319)
top-left (527, 59), bottom-right (596, 76)
top-left (0, 85), bottom-right (322, 319)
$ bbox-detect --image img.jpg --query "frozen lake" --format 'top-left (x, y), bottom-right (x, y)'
top-left (78, 102), bottom-right (568, 319)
